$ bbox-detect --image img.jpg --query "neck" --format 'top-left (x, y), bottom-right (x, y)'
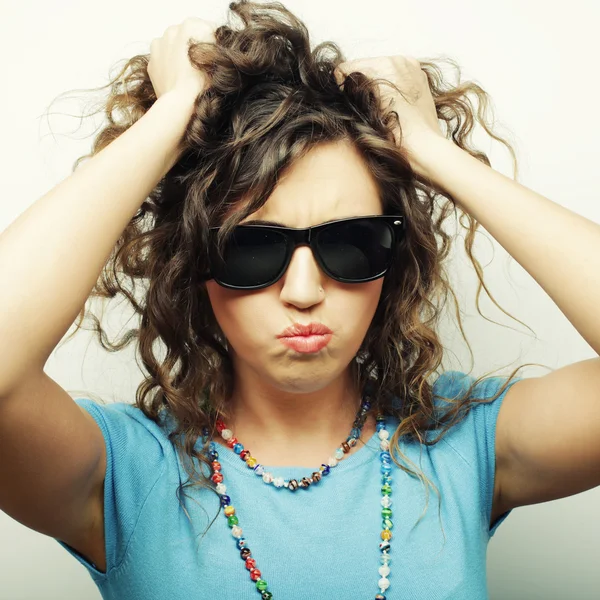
top-left (217, 368), bottom-right (375, 468)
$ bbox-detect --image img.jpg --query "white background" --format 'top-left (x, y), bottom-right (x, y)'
top-left (1, 0), bottom-right (599, 598)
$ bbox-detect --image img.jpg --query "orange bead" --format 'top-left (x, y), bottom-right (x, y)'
top-left (381, 529), bottom-right (392, 541)
top-left (224, 505), bottom-right (236, 517)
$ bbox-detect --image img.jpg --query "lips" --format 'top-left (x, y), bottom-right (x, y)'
top-left (277, 322), bottom-right (333, 338)
top-left (277, 322), bottom-right (333, 354)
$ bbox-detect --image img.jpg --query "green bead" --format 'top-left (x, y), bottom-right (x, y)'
top-left (261, 593), bottom-right (273, 600)
top-left (383, 518), bottom-right (393, 529)
top-left (381, 484), bottom-right (392, 495)
top-left (227, 515), bottom-right (239, 527)
top-left (256, 579), bottom-right (268, 592)
top-left (382, 507), bottom-right (392, 518)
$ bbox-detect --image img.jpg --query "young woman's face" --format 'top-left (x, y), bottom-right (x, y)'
top-left (205, 139), bottom-right (385, 394)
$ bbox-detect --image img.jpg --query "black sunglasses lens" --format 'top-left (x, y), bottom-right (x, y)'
top-left (211, 228), bottom-right (288, 288)
top-left (316, 220), bottom-right (394, 280)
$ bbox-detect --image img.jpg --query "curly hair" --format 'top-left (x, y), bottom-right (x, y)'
top-left (51, 0), bottom-right (542, 538)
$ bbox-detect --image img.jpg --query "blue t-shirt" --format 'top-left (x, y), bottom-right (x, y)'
top-left (55, 370), bottom-right (521, 599)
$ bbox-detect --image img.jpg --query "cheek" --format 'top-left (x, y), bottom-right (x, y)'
top-left (205, 282), bottom-right (272, 348)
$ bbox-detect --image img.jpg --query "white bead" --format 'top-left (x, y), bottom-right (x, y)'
top-left (334, 448), bottom-right (344, 460)
top-left (380, 439), bottom-right (390, 451)
top-left (262, 472), bottom-right (273, 483)
top-left (328, 457), bottom-right (338, 467)
top-left (381, 496), bottom-right (392, 508)
top-left (221, 429), bottom-right (233, 441)
top-left (231, 525), bottom-right (243, 538)
top-left (378, 430), bottom-right (390, 440)
top-left (216, 483), bottom-right (227, 494)
top-left (273, 477), bottom-right (284, 488)
top-left (379, 564), bottom-right (391, 577)
top-left (378, 577), bottom-right (390, 591)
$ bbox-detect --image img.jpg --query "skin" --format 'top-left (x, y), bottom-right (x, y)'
top-left (205, 138), bottom-right (383, 467)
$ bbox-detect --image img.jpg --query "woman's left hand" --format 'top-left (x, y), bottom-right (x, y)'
top-left (335, 56), bottom-right (445, 174)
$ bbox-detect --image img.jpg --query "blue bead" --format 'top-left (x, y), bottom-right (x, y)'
top-left (254, 464), bottom-right (265, 476)
top-left (321, 464), bottom-right (331, 476)
top-left (209, 451), bottom-right (219, 461)
top-left (362, 400), bottom-right (371, 410)
top-left (380, 464), bottom-right (392, 474)
top-left (233, 443), bottom-right (244, 454)
top-left (380, 452), bottom-right (391, 461)
top-left (350, 428), bottom-right (361, 439)
top-left (209, 442), bottom-right (217, 452)
top-left (381, 475), bottom-right (392, 485)
top-left (220, 495), bottom-right (231, 506)
top-left (236, 537), bottom-right (247, 549)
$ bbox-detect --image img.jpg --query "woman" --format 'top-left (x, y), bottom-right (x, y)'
top-left (0, 1), bottom-right (599, 599)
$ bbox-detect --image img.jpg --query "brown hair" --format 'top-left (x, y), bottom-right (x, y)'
top-left (53, 0), bottom-right (544, 538)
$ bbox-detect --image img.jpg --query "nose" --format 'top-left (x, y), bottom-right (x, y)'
top-left (278, 245), bottom-right (325, 309)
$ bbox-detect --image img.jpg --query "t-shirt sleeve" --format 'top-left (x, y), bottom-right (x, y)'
top-left (54, 398), bottom-right (168, 580)
top-left (432, 370), bottom-right (523, 538)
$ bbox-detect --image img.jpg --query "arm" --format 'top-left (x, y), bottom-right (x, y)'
top-left (411, 132), bottom-right (600, 511)
top-left (0, 91), bottom-right (196, 392)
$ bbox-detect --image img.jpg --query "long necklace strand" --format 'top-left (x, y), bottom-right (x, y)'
top-left (204, 413), bottom-right (394, 599)
top-left (211, 396), bottom-right (372, 492)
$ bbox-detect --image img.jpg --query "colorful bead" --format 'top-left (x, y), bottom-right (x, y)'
top-left (246, 457), bottom-right (257, 468)
top-left (381, 529), bottom-right (392, 541)
top-left (211, 460), bottom-right (222, 471)
top-left (320, 464), bottom-right (331, 476)
top-left (220, 495), bottom-right (231, 506)
top-left (327, 457), bottom-right (338, 467)
top-left (254, 464), bottom-right (265, 476)
top-left (312, 471), bottom-right (321, 483)
top-left (240, 450), bottom-right (250, 460)
top-left (379, 541), bottom-right (391, 552)
top-left (211, 472), bottom-right (223, 484)
top-left (378, 577), bottom-right (390, 591)
top-left (382, 518), bottom-right (393, 529)
top-left (334, 447), bottom-right (344, 460)
top-left (262, 472), bottom-right (274, 484)
top-left (341, 441), bottom-right (351, 453)
top-left (375, 595), bottom-right (386, 600)
top-left (250, 568), bottom-right (262, 581)
top-left (261, 592), bottom-right (273, 600)
top-left (240, 548), bottom-right (251, 559)
top-left (300, 477), bottom-right (311, 488)
top-left (226, 436), bottom-right (238, 448)
top-left (288, 479), bottom-right (299, 491)
top-left (221, 429), bottom-right (233, 441)
top-left (380, 439), bottom-right (390, 451)
top-left (231, 525), bottom-right (243, 538)
top-left (233, 443), bottom-right (244, 454)
top-left (245, 558), bottom-right (256, 570)
top-left (224, 506), bottom-right (235, 517)
top-left (227, 515), bottom-right (239, 527)
top-left (236, 537), bottom-right (247, 549)
top-left (216, 483), bottom-right (227, 494)
top-left (256, 580), bottom-right (268, 592)
top-left (381, 484), bottom-right (392, 495)
top-left (378, 429), bottom-right (390, 440)
top-left (381, 496), bottom-right (392, 508)
top-left (273, 477), bottom-right (285, 488)
top-left (379, 565), bottom-right (391, 577)
top-left (382, 508), bottom-right (392, 519)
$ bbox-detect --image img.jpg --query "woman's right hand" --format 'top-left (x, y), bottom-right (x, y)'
top-left (148, 17), bottom-right (217, 101)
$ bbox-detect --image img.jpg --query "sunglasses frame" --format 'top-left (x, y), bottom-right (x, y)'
top-left (203, 214), bottom-right (406, 290)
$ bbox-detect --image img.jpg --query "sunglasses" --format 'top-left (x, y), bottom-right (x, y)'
top-left (202, 215), bottom-right (405, 290)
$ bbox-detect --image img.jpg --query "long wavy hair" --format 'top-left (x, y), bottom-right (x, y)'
top-left (52, 0), bottom-right (542, 538)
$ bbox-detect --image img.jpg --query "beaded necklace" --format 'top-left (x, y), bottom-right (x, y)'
top-left (203, 409), bottom-right (394, 599)
top-left (212, 395), bottom-right (371, 491)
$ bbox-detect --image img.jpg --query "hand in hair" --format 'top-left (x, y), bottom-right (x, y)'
top-left (335, 55), bottom-right (444, 160)
top-left (148, 18), bottom-right (217, 101)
